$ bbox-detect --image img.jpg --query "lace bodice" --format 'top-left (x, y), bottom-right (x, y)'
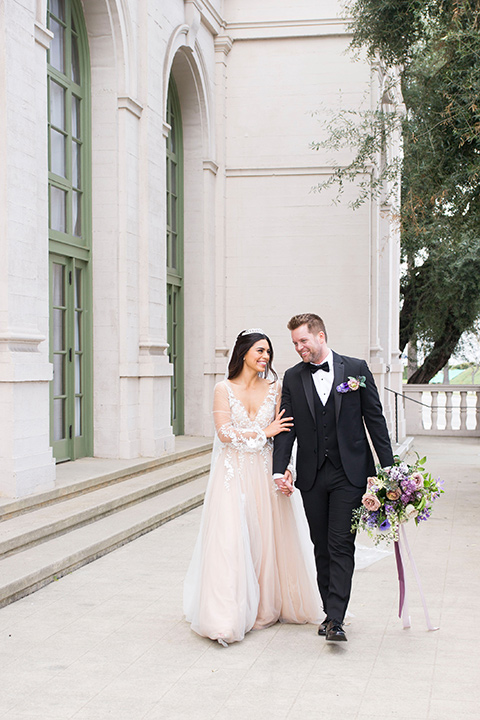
top-left (226, 381), bottom-right (277, 429)
top-left (211, 380), bottom-right (279, 491)
top-left (213, 380), bottom-right (278, 452)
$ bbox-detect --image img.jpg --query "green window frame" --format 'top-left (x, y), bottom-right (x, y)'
top-left (47, 0), bottom-right (92, 461)
top-left (166, 78), bottom-right (184, 435)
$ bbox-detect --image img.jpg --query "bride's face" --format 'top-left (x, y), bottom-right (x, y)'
top-left (243, 340), bottom-right (271, 374)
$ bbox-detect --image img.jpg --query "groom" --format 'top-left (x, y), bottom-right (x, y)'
top-left (273, 314), bottom-right (394, 642)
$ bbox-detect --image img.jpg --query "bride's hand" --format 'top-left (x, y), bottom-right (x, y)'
top-left (284, 469), bottom-right (294, 495)
top-left (264, 408), bottom-right (293, 438)
top-left (275, 469), bottom-right (294, 496)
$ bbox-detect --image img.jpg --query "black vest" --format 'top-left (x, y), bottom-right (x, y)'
top-left (313, 381), bottom-right (341, 469)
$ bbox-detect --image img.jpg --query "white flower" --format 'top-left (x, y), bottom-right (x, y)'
top-left (405, 504), bottom-right (418, 520)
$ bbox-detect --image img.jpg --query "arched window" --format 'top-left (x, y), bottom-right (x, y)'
top-left (47, 0), bottom-right (92, 461)
top-left (166, 78), bottom-right (184, 435)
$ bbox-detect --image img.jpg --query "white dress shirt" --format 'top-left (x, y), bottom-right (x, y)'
top-left (273, 351), bottom-right (334, 484)
top-left (310, 350), bottom-right (334, 405)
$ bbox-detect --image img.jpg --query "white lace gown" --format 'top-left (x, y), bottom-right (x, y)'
top-left (183, 380), bottom-right (322, 644)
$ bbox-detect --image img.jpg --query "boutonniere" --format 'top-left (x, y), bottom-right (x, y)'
top-left (336, 376), bottom-right (366, 393)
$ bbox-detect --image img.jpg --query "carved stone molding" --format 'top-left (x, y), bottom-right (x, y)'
top-left (34, 22), bottom-right (53, 49)
top-left (139, 341), bottom-right (169, 356)
top-left (184, 0), bottom-right (201, 49)
top-left (226, 17), bottom-right (350, 41)
top-left (225, 165), bottom-right (357, 178)
top-left (185, 0), bottom-right (224, 37)
top-left (117, 96), bottom-right (144, 118)
top-left (214, 35), bottom-right (233, 56)
top-left (203, 159), bottom-right (219, 175)
top-left (0, 332), bottom-right (46, 353)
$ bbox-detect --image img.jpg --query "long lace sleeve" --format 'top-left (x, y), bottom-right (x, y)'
top-left (213, 382), bottom-right (267, 452)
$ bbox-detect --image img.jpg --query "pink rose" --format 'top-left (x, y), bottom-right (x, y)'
top-left (362, 492), bottom-right (381, 511)
top-left (367, 476), bottom-right (377, 489)
top-left (348, 378), bottom-right (360, 391)
top-left (386, 487), bottom-right (401, 501)
top-left (411, 472), bottom-right (424, 489)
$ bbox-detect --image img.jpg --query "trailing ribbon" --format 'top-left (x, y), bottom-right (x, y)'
top-left (394, 537), bottom-right (410, 628)
top-left (394, 525), bottom-right (439, 631)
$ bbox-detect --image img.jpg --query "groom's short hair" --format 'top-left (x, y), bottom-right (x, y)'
top-left (287, 313), bottom-right (328, 341)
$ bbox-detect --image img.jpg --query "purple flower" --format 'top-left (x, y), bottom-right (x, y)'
top-left (351, 454), bottom-right (442, 543)
top-left (336, 376), bottom-right (366, 394)
top-left (417, 508), bottom-right (431, 522)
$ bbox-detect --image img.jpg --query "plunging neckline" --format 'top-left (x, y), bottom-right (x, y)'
top-left (225, 380), bottom-right (275, 421)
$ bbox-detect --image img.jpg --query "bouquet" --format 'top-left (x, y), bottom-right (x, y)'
top-left (351, 454), bottom-right (444, 545)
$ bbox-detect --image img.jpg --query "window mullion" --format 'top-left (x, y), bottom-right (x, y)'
top-left (66, 85), bottom-right (72, 236)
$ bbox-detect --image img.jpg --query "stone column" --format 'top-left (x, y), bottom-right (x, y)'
top-left (212, 35), bottom-right (233, 385)
top-left (0, 5), bottom-right (56, 497)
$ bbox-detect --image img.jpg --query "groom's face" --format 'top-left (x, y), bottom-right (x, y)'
top-left (291, 324), bottom-right (327, 364)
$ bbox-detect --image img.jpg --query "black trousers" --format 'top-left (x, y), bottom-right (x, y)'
top-left (300, 459), bottom-right (365, 623)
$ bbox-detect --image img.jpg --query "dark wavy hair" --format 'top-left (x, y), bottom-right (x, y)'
top-left (227, 331), bottom-right (278, 381)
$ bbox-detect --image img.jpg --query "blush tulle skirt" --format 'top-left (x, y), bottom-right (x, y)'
top-left (183, 447), bottom-right (322, 644)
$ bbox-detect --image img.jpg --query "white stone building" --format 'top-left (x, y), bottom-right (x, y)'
top-left (0, 0), bottom-right (405, 498)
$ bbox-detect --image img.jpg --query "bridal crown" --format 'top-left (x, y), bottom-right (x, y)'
top-left (241, 328), bottom-right (265, 336)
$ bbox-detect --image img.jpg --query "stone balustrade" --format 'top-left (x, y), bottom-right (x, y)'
top-left (401, 384), bottom-right (480, 437)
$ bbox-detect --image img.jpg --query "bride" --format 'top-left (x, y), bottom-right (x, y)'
top-left (183, 329), bottom-right (322, 646)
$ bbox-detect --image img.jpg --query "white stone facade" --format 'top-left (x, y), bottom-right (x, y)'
top-left (0, 0), bottom-right (404, 497)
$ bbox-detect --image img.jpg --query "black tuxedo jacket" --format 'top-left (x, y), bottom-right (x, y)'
top-left (273, 351), bottom-right (394, 490)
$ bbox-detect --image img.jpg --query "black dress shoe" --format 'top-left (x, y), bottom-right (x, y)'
top-left (325, 619), bottom-right (347, 642)
top-left (317, 617), bottom-right (330, 636)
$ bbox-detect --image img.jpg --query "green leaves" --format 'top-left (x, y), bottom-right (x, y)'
top-left (316, 0), bottom-right (480, 381)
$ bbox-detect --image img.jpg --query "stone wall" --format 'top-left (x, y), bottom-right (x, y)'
top-left (0, 0), bottom-right (403, 497)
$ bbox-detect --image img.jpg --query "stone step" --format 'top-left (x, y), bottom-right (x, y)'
top-left (0, 437), bottom-right (213, 521)
top-left (0, 454), bottom-right (211, 558)
top-left (0, 473), bottom-right (208, 608)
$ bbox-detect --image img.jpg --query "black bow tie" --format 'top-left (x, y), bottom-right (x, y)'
top-left (309, 361), bottom-right (329, 373)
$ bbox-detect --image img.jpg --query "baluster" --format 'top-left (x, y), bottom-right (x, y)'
top-left (414, 390), bottom-right (423, 433)
top-left (430, 391), bottom-right (438, 431)
top-left (420, 391), bottom-right (429, 430)
top-left (467, 390), bottom-right (475, 431)
top-left (445, 390), bottom-right (453, 430)
top-left (459, 391), bottom-right (467, 431)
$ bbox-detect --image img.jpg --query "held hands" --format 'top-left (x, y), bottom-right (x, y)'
top-left (275, 469), bottom-right (294, 497)
top-left (264, 408), bottom-right (293, 439)
top-left (265, 409), bottom-right (294, 496)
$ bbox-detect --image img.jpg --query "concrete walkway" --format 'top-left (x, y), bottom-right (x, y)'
top-left (0, 436), bottom-right (478, 719)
